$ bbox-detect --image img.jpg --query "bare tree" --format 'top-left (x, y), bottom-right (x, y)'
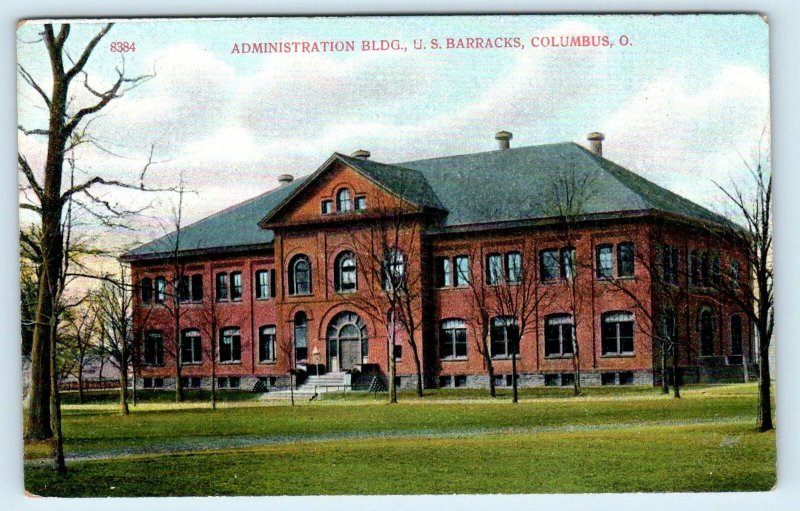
top-left (462, 244), bottom-right (498, 397)
top-left (191, 279), bottom-right (232, 411)
top-left (714, 141), bottom-right (773, 431)
top-left (343, 193), bottom-right (425, 401)
top-left (18, 22), bottom-right (156, 441)
top-left (61, 298), bottom-right (100, 404)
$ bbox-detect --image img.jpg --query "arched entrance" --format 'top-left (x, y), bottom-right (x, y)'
top-left (326, 312), bottom-right (367, 372)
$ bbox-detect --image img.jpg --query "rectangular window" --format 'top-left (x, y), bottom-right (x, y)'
top-left (544, 374), bottom-right (559, 386)
top-left (321, 200), bottom-right (333, 215)
top-left (439, 375), bottom-right (452, 388)
top-left (690, 250), bottom-right (700, 286)
top-left (661, 245), bottom-right (680, 285)
top-left (560, 373), bottom-right (575, 387)
top-left (490, 317), bottom-right (516, 358)
top-left (619, 372), bottom-right (634, 385)
top-left (487, 254), bottom-right (503, 285)
top-left (230, 272), bottom-right (242, 301)
top-left (178, 276), bottom-right (191, 303)
top-left (601, 373), bottom-right (616, 385)
top-left (144, 377), bottom-right (164, 389)
top-left (180, 330), bottom-right (202, 364)
top-left (216, 273), bottom-right (228, 301)
top-left (220, 328), bottom-right (242, 363)
top-left (259, 325), bottom-right (276, 363)
top-left (455, 256), bottom-right (470, 286)
top-left (602, 312), bottom-right (635, 356)
top-left (140, 278), bottom-right (153, 304)
top-left (143, 331), bottom-right (164, 365)
top-left (560, 247), bottom-right (576, 280)
top-left (255, 270), bottom-right (270, 299)
top-left (182, 377), bottom-right (201, 388)
top-left (711, 255), bottom-right (722, 288)
top-left (540, 249), bottom-right (559, 282)
top-left (393, 344), bottom-right (403, 360)
top-left (435, 257), bottom-right (452, 288)
top-left (544, 315), bottom-right (574, 357)
top-left (155, 276), bottom-right (166, 304)
top-left (355, 196), bottom-right (366, 211)
top-left (596, 244), bottom-right (613, 280)
top-left (191, 274), bottom-right (203, 302)
top-left (617, 242), bottom-right (635, 278)
top-left (454, 375), bottom-right (467, 387)
top-left (506, 252), bottom-right (522, 284)
top-left (493, 374), bottom-right (506, 387)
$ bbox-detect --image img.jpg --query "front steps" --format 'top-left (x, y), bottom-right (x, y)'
top-left (259, 372), bottom-right (351, 402)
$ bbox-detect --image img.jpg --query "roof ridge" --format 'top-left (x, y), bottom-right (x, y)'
top-left (397, 141), bottom-right (573, 166)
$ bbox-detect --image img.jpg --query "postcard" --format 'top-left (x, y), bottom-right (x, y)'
top-left (17, 14), bottom-right (773, 497)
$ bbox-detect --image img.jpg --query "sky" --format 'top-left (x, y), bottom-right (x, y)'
top-left (16, 15), bottom-right (770, 256)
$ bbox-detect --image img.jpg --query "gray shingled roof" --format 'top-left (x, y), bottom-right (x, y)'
top-left (123, 142), bottom-right (729, 260)
top-left (122, 176), bottom-right (307, 260)
top-left (398, 142), bottom-right (728, 228)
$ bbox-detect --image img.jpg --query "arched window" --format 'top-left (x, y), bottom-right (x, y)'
top-left (440, 319), bottom-right (467, 359)
top-left (334, 251), bottom-right (357, 293)
top-left (601, 311), bottom-right (634, 356)
top-left (259, 325), bottom-right (276, 363)
top-left (730, 315), bottom-right (743, 356)
top-left (289, 255), bottom-right (312, 296)
top-left (180, 329), bottom-right (202, 364)
top-left (383, 249), bottom-right (405, 291)
top-left (490, 316), bottom-right (518, 358)
top-left (699, 308), bottom-right (715, 356)
top-left (219, 327), bottom-right (241, 363)
top-left (544, 314), bottom-right (574, 357)
top-left (337, 188), bottom-right (352, 212)
top-left (294, 312), bottom-right (308, 361)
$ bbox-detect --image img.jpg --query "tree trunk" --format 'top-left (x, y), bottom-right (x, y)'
top-left (511, 352), bottom-right (518, 403)
top-left (485, 343), bottom-right (496, 398)
top-left (757, 333), bottom-right (773, 431)
top-left (411, 344), bottom-right (423, 398)
top-left (661, 345), bottom-right (669, 394)
top-left (389, 338), bottom-right (397, 404)
top-left (77, 370), bottom-right (84, 404)
top-left (49, 323), bottom-right (65, 474)
top-left (672, 341), bottom-right (681, 399)
top-left (25, 282), bottom-right (54, 440)
top-left (119, 361), bottom-right (129, 416)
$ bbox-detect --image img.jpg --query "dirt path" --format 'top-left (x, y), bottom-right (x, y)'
top-left (24, 415), bottom-right (752, 466)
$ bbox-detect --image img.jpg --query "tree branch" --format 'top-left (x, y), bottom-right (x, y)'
top-left (17, 153), bottom-right (43, 200)
top-left (17, 65), bottom-right (51, 108)
top-left (64, 23), bottom-right (113, 83)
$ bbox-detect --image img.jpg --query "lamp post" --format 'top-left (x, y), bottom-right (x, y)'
top-left (312, 346), bottom-right (320, 377)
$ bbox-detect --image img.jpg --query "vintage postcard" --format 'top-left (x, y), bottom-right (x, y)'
top-left (17, 14), bottom-right (773, 497)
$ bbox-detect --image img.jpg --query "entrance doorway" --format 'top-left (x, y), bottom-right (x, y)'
top-left (326, 312), bottom-right (368, 372)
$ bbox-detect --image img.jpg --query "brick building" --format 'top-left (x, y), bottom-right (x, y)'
top-left (122, 133), bottom-right (754, 391)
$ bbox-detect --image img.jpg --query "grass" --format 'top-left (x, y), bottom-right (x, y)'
top-left (24, 383), bottom-right (776, 496)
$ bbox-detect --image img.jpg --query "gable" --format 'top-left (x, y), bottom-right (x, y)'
top-left (261, 158), bottom-right (425, 227)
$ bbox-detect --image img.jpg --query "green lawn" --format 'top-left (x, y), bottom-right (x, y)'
top-left (24, 383), bottom-right (776, 496)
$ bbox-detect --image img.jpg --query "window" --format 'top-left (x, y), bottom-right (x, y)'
top-left (178, 276), bottom-right (190, 302)
top-left (544, 314), bottom-right (574, 357)
top-left (394, 344), bottom-right (403, 360)
top-left (259, 325), bottom-right (276, 363)
top-left (335, 251), bottom-right (357, 293)
top-left (154, 276), bottom-right (166, 304)
top-left (493, 374), bottom-right (507, 387)
top-left (661, 310), bottom-right (677, 347)
top-left (321, 200), bottom-right (333, 215)
top-left (143, 331), bottom-right (164, 365)
top-left (439, 375), bottom-right (452, 388)
top-left (289, 255), bottom-right (312, 295)
top-left (435, 257), bottom-right (452, 288)
top-left (383, 249), bottom-right (405, 291)
top-left (454, 255), bottom-right (469, 286)
top-left (560, 247), bottom-right (576, 280)
top-left (701, 251), bottom-right (711, 286)
top-left (699, 308), bottom-right (715, 356)
top-left (711, 255), bottom-right (722, 288)
top-left (355, 196), bottom-right (366, 211)
top-left (191, 274), bottom-right (203, 302)
top-left (216, 272), bottom-right (228, 301)
top-left (180, 329), bottom-right (202, 364)
top-left (219, 327), bottom-right (241, 363)
top-left (487, 253), bottom-right (503, 285)
top-left (690, 250), bottom-right (700, 286)
top-left (729, 260), bottom-right (740, 289)
top-left (619, 372), bottom-right (634, 385)
top-left (544, 374), bottom-right (559, 386)
top-left (182, 376), bottom-right (201, 388)
top-left (230, 272), bottom-right (242, 301)
top-left (490, 316), bottom-right (517, 358)
top-left (440, 319), bottom-right (467, 359)
top-left (294, 312), bottom-right (308, 361)
top-left (601, 373), bottom-right (616, 385)
top-left (730, 315), bottom-right (743, 356)
top-left (140, 278), bottom-right (153, 304)
top-left (217, 376), bottom-right (240, 389)
top-left (617, 242), bottom-right (635, 278)
top-left (661, 245), bottom-right (680, 285)
top-left (506, 252), bottom-right (522, 284)
top-left (560, 373), bottom-right (575, 387)
top-left (337, 188), bottom-right (352, 212)
top-left (454, 375), bottom-right (467, 387)
top-left (143, 377), bottom-right (164, 389)
top-left (596, 244), bottom-right (613, 279)
top-left (255, 270), bottom-right (270, 299)
top-left (540, 249), bottom-right (560, 282)
top-left (601, 312), bottom-right (635, 356)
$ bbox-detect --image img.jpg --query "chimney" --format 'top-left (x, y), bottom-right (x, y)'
top-left (587, 132), bottom-right (605, 156)
top-left (351, 149), bottom-right (371, 159)
top-left (277, 174), bottom-right (294, 185)
top-left (495, 131), bottom-right (513, 150)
